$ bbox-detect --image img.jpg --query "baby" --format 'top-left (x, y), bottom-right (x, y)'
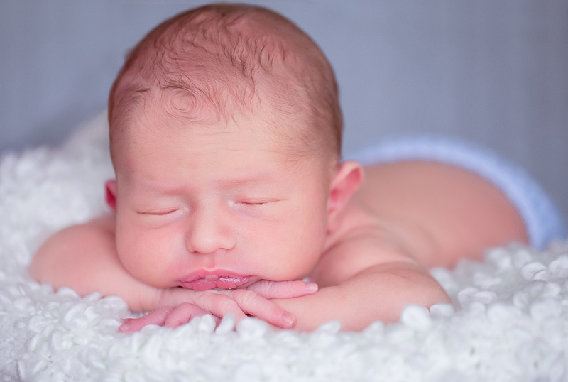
top-left (29, 4), bottom-right (565, 332)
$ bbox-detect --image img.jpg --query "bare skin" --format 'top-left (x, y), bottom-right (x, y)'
top-left (27, 4), bottom-right (528, 333)
top-left (29, 159), bottom-right (527, 331)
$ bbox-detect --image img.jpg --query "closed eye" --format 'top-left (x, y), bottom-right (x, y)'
top-left (136, 208), bottom-right (179, 216)
top-left (240, 201), bottom-right (269, 206)
top-left (237, 199), bottom-right (279, 206)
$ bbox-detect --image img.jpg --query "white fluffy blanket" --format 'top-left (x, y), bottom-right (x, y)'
top-left (1, 114), bottom-right (567, 381)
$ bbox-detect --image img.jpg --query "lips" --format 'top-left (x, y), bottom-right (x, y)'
top-left (178, 271), bottom-right (254, 291)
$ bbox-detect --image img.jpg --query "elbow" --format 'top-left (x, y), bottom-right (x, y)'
top-left (28, 238), bottom-right (52, 284)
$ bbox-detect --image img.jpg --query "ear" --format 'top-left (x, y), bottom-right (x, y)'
top-left (327, 160), bottom-right (363, 222)
top-left (105, 179), bottom-right (117, 210)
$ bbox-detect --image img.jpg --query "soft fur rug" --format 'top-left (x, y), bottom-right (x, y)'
top-left (1, 113), bottom-right (567, 381)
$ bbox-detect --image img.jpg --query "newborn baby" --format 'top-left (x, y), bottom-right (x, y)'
top-left (29, 3), bottom-right (565, 332)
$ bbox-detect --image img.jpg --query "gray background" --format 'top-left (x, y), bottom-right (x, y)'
top-left (1, 0), bottom-right (567, 222)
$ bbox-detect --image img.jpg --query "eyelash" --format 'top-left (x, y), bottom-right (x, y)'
top-left (237, 197), bottom-right (281, 207)
top-left (136, 199), bottom-right (278, 215)
top-left (137, 208), bottom-right (178, 216)
top-left (239, 201), bottom-right (270, 206)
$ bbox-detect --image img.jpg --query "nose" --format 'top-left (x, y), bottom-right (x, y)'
top-left (185, 205), bottom-right (236, 255)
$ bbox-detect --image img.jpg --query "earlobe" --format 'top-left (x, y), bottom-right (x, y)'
top-left (328, 160), bottom-right (364, 218)
top-left (105, 179), bottom-right (117, 210)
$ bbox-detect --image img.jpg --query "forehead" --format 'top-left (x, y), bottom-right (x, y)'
top-left (114, 94), bottom-right (308, 179)
top-left (119, 89), bottom-right (306, 150)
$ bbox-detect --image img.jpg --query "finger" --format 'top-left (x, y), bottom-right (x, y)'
top-left (119, 306), bottom-right (173, 333)
top-left (247, 279), bottom-right (318, 299)
top-left (193, 293), bottom-right (248, 322)
top-left (231, 289), bottom-right (296, 329)
top-left (164, 303), bottom-right (209, 328)
top-left (157, 288), bottom-right (248, 323)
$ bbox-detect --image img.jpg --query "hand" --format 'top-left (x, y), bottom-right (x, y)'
top-left (118, 279), bottom-right (318, 332)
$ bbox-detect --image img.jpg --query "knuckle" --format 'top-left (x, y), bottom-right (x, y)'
top-left (213, 294), bottom-right (240, 314)
top-left (177, 302), bottom-right (197, 312)
top-left (233, 289), bottom-right (258, 307)
top-left (261, 282), bottom-right (277, 296)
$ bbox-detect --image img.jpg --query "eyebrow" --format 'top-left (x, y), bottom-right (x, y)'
top-left (133, 173), bottom-right (280, 194)
top-left (217, 173), bottom-right (278, 187)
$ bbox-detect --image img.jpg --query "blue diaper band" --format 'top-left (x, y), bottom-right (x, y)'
top-left (346, 136), bottom-right (566, 250)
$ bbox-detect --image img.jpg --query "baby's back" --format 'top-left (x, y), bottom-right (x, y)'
top-left (350, 160), bottom-right (528, 268)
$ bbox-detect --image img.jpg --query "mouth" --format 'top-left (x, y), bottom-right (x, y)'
top-left (177, 271), bottom-right (254, 291)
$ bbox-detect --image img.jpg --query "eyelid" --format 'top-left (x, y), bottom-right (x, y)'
top-left (238, 198), bottom-right (279, 206)
top-left (136, 208), bottom-right (179, 216)
top-left (241, 201), bottom-right (268, 206)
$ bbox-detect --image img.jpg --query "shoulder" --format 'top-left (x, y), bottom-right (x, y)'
top-left (29, 214), bottom-right (117, 287)
top-left (356, 160), bottom-right (527, 266)
top-left (312, 201), bottom-right (420, 287)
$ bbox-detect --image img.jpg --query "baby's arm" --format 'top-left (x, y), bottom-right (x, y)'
top-left (276, 267), bottom-right (447, 331)
top-left (274, 160), bottom-right (528, 331)
top-left (275, 225), bottom-right (450, 331)
top-left (29, 215), bottom-right (160, 310)
top-left (29, 214), bottom-right (315, 329)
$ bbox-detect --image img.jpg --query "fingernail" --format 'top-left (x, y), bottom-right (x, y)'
top-left (306, 282), bottom-right (318, 292)
top-left (118, 319), bottom-right (133, 333)
top-left (282, 312), bottom-right (296, 328)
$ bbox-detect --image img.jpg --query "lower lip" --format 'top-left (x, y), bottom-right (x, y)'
top-left (179, 275), bottom-right (253, 291)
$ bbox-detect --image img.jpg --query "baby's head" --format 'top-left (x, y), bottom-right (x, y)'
top-left (109, 3), bottom-right (342, 171)
top-left (105, 4), bottom-right (361, 290)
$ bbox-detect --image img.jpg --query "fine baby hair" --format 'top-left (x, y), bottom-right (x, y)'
top-left (108, 3), bottom-right (343, 166)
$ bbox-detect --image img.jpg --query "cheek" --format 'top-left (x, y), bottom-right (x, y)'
top-left (291, 194), bottom-right (330, 269)
top-left (252, 198), bottom-right (328, 279)
top-left (292, 210), bottom-right (328, 264)
top-left (114, 216), bottom-right (180, 287)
